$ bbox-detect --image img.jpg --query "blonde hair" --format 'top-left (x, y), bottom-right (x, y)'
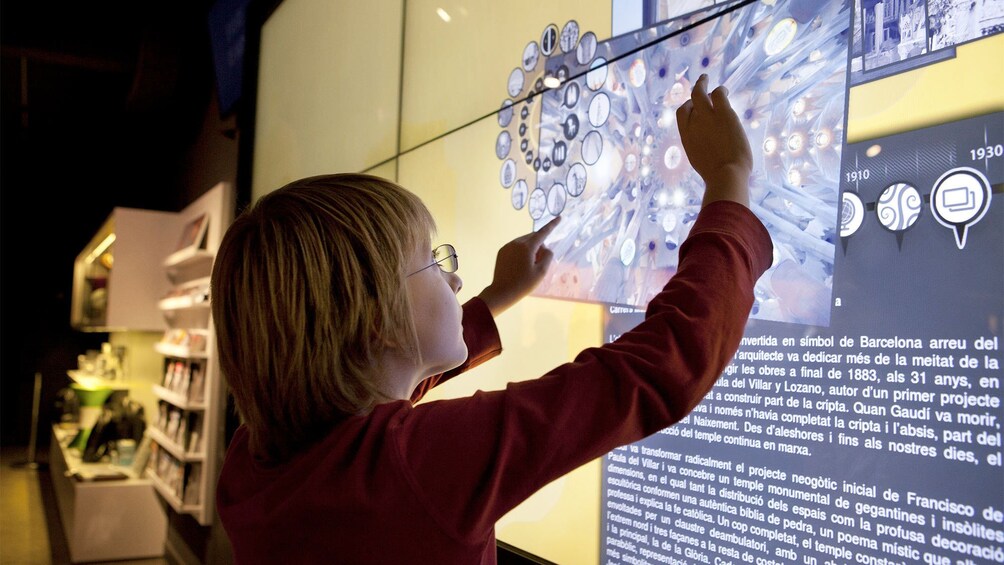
top-left (211, 173), bottom-right (435, 460)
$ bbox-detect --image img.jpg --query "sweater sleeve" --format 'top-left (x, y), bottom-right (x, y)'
top-left (390, 201), bottom-right (773, 543)
top-left (410, 296), bottom-right (502, 403)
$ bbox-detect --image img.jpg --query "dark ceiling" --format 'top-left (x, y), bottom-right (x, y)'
top-left (1, 1), bottom-right (218, 209)
top-left (1, 1), bottom-right (221, 443)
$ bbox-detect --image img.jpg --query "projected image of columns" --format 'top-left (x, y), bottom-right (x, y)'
top-left (524, 0), bottom-right (850, 327)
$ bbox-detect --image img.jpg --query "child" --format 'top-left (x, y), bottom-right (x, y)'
top-left (211, 74), bottom-right (772, 563)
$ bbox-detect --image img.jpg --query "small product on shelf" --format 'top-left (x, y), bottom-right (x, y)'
top-left (186, 415), bottom-right (205, 454)
top-left (183, 466), bottom-right (202, 505)
top-left (188, 363), bottom-right (205, 404)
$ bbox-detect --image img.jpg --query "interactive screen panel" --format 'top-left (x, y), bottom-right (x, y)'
top-left (498, 0), bottom-right (850, 326)
top-left (255, 0), bottom-right (1002, 562)
top-left (590, 3), bottom-right (1004, 565)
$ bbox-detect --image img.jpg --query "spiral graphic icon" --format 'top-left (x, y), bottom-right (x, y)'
top-left (876, 182), bottom-right (922, 232)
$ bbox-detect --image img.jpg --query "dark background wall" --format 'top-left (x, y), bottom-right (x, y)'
top-left (1, 1), bottom-right (239, 449)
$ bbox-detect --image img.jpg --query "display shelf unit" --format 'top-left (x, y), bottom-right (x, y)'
top-left (146, 181), bottom-right (233, 526)
top-left (49, 426), bottom-right (167, 563)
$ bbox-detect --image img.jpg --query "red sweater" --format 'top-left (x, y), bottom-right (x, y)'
top-left (217, 201), bottom-right (773, 564)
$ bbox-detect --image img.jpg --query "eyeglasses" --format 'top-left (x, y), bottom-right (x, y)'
top-left (407, 244), bottom-right (458, 276)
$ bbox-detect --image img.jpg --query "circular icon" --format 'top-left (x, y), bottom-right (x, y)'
top-left (930, 167), bottom-right (991, 249)
top-left (876, 182), bottom-right (922, 232)
top-left (508, 68), bottom-right (525, 97)
top-left (765, 18), bottom-right (798, 56)
top-left (560, 21), bottom-right (579, 54)
top-left (840, 191), bottom-right (865, 238)
top-left (522, 41), bottom-right (539, 72)
top-left (542, 158), bottom-right (552, 172)
top-left (564, 81), bottom-right (580, 108)
top-left (582, 130), bottom-right (603, 165)
top-left (498, 99), bottom-right (514, 127)
top-left (588, 93), bottom-right (610, 127)
top-left (663, 145), bottom-right (682, 170)
top-left (628, 59), bottom-right (647, 88)
top-left (520, 139), bottom-right (529, 152)
top-left (586, 58), bottom-right (608, 91)
top-left (520, 105), bottom-right (530, 120)
top-left (519, 123), bottom-right (527, 137)
top-left (563, 114), bottom-right (580, 140)
top-left (512, 180), bottom-right (528, 210)
top-left (547, 183), bottom-right (567, 215)
top-left (500, 159), bottom-right (517, 188)
top-left (552, 141), bottom-right (568, 167)
top-left (541, 24), bottom-right (559, 56)
top-left (566, 163), bottom-right (587, 197)
top-left (528, 187), bottom-right (547, 220)
top-left (556, 65), bottom-right (569, 81)
top-left (577, 32), bottom-right (597, 66)
top-left (496, 131), bottom-right (511, 159)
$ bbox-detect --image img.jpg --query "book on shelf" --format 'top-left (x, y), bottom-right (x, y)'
top-left (165, 409), bottom-right (181, 441)
top-left (187, 416), bottom-right (203, 453)
top-left (183, 465), bottom-right (202, 505)
top-left (188, 363), bottom-right (205, 404)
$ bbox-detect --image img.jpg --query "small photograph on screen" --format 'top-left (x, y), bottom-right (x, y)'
top-left (526, 0), bottom-right (851, 327)
top-left (861, 0), bottom-right (929, 70)
top-left (851, 0), bottom-right (1003, 84)
top-left (851, 0), bottom-right (866, 73)
top-left (929, 0), bottom-right (1004, 50)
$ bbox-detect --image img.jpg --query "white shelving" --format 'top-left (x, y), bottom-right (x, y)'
top-left (164, 248), bottom-right (214, 270)
top-left (147, 427), bottom-right (205, 462)
top-left (152, 384), bottom-right (206, 411)
top-left (146, 181), bottom-right (233, 526)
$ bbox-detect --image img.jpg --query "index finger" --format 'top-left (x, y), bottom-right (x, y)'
top-left (690, 73), bottom-right (713, 112)
top-left (530, 215), bottom-right (562, 241)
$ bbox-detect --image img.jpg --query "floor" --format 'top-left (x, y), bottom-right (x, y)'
top-left (0, 446), bottom-right (168, 565)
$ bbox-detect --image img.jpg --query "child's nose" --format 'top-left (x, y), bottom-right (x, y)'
top-left (446, 271), bottom-right (462, 294)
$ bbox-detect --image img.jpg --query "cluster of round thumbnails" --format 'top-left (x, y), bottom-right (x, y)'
top-left (496, 20), bottom-right (605, 221)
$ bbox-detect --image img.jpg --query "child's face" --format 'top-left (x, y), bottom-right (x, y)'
top-left (405, 238), bottom-right (468, 379)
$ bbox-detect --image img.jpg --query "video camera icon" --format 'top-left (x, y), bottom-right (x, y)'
top-left (930, 167), bottom-right (991, 249)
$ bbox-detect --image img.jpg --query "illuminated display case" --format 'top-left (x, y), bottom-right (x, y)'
top-left (71, 208), bottom-right (177, 332)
